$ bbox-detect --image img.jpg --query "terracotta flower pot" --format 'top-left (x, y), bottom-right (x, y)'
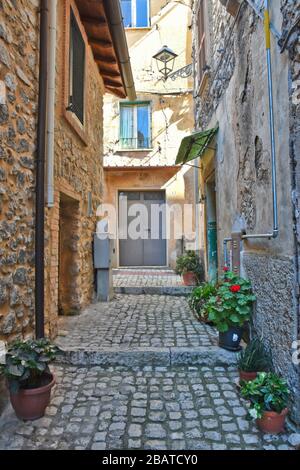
top-left (256, 408), bottom-right (288, 434)
top-left (182, 272), bottom-right (197, 286)
top-left (9, 373), bottom-right (55, 421)
top-left (239, 370), bottom-right (258, 383)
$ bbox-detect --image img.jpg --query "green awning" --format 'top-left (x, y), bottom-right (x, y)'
top-left (175, 127), bottom-right (218, 165)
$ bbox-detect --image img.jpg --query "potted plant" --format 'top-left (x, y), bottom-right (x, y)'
top-left (175, 251), bottom-right (204, 286)
top-left (240, 372), bottom-right (289, 434)
top-left (237, 338), bottom-right (271, 383)
top-left (0, 338), bottom-right (59, 421)
top-left (207, 269), bottom-right (256, 351)
top-left (189, 282), bottom-right (217, 323)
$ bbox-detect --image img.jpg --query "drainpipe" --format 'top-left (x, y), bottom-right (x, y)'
top-left (194, 158), bottom-right (200, 252)
top-left (46, 0), bottom-right (57, 207)
top-left (242, 0), bottom-right (278, 241)
top-left (35, 0), bottom-right (49, 339)
top-left (223, 0), bottom-right (279, 263)
top-left (103, 0), bottom-right (136, 101)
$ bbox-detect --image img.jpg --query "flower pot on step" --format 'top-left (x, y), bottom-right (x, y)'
top-left (9, 373), bottom-right (55, 421)
top-left (256, 408), bottom-right (288, 434)
top-left (239, 370), bottom-right (258, 383)
top-left (182, 272), bottom-right (197, 286)
top-left (219, 326), bottom-right (243, 351)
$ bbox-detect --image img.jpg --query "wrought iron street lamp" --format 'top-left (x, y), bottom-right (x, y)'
top-left (153, 45), bottom-right (178, 81)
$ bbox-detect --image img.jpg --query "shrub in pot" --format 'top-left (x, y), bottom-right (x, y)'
top-left (237, 338), bottom-right (271, 383)
top-left (188, 283), bottom-right (217, 323)
top-left (0, 338), bottom-right (60, 421)
top-left (240, 372), bottom-right (289, 434)
top-left (206, 269), bottom-right (256, 351)
top-left (175, 251), bottom-right (204, 286)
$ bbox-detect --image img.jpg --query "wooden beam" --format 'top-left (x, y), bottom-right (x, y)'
top-left (94, 54), bottom-right (117, 65)
top-left (98, 67), bottom-right (120, 78)
top-left (104, 79), bottom-right (123, 88)
top-left (88, 37), bottom-right (112, 49)
top-left (105, 86), bottom-right (126, 98)
top-left (81, 16), bottom-right (106, 26)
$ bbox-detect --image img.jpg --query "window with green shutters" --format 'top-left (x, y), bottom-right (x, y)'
top-left (69, 10), bottom-right (85, 124)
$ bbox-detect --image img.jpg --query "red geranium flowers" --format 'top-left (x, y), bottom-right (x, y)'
top-left (230, 285), bottom-right (241, 293)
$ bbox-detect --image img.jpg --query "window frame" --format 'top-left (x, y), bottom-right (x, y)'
top-left (121, 0), bottom-right (150, 29)
top-left (63, 0), bottom-right (88, 145)
top-left (196, 0), bottom-right (208, 90)
top-left (69, 9), bottom-right (86, 125)
top-left (119, 101), bottom-right (152, 150)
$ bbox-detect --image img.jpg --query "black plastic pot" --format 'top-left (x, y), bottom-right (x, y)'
top-left (219, 326), bottom-right (243, 351)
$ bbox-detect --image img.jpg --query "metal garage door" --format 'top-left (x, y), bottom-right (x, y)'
top-left (119, 191), bottom-right (167, 266)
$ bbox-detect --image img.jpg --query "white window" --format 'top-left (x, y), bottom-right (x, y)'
top-left (121, 0), bottom-right (150, 28)
top-left (120, 102), bottom-right (151, 149)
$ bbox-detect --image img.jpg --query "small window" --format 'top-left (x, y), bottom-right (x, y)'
top-left (197, 0), bottom-right (207, 85)
top-left (121, 0), bottom-right (149, 28)
top-left (69, 10), bottom-right (85, 124)
top-left (120, 102), bottom-right (151, 149)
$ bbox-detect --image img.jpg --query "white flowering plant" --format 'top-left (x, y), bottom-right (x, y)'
top-left (0, 338), bottom-right (60, 393)
top-left (240, 372), bottom-right (290, 420)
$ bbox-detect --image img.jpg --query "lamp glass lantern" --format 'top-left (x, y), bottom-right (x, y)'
top-left (153, 45), bottom-right (178, 81)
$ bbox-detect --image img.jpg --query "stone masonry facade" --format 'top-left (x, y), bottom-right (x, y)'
top-left (192, 0), bottom-right (300, 426)
top-left (0, 0), bottom-right (105, 342)
top-left (44, 0), bottom-right (104, 338)
top-left (0, 0), bottom-right (39, 341)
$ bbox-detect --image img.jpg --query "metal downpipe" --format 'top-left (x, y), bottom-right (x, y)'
top-left (223, 0), bottom-right (279, 263)
top-left (242, 0), bottom-right (278, 240)
top-left (46, 0), bottom-right (57, 207)
top-left (35, 0), bottom-right (49, 339)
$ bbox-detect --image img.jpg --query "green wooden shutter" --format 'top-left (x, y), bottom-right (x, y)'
top-left (70, 11), bottom-right (85, 124)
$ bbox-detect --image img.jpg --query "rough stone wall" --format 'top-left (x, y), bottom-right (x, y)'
top-left (279, 0), bottom-right (300, 426)
top-left (242, 252), bottom-right (299, 426)
top-left (193, 0), bottom-right (300, 426)
top-left (0, 0), bottom-right (39, 342)
top-left (44, 0), bottom-right (104, 338)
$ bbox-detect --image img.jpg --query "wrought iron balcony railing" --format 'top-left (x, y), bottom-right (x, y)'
top-left (120, 137), bottom-right (152, 150)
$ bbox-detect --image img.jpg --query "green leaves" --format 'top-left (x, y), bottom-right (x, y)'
top-left (240, 372), bottom-right (290, 419)
top-left (7, 364), bottom-right (24, 377)
top-left (175, 251), bottom-right (205, 283)
top-left (206, 270), bottom-right (256, 333)
top-left (237, 338), bottom-right (272, 372)
top-left (188, 282), bottom-right (217, 322)
top-left (1, 338), bottom-right (59, 390)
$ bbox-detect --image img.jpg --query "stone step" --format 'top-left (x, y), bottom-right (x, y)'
top-left (56, 345), bottom-right (238, 368)
top-left (113, 286), bottom-right (193, 296)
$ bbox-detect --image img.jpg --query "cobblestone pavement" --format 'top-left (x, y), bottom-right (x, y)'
top-left (113, 269), bottom-right (183, 287)
top-left (56, 295), bottom-right (217, 350)
top-left (0, 365), bottom-right (295, 450)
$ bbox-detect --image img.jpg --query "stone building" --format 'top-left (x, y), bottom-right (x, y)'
top-left (191, 0), bottom-right (300, 426)
top-left (103, 0), bottom-right (196, 269)
top-left (0, 0), bottom-right (135, 342)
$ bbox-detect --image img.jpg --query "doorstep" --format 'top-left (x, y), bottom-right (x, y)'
top-left (56, 345), bottom-right (238, 367)
top-left (113, 286), bottom-right (194, 296)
